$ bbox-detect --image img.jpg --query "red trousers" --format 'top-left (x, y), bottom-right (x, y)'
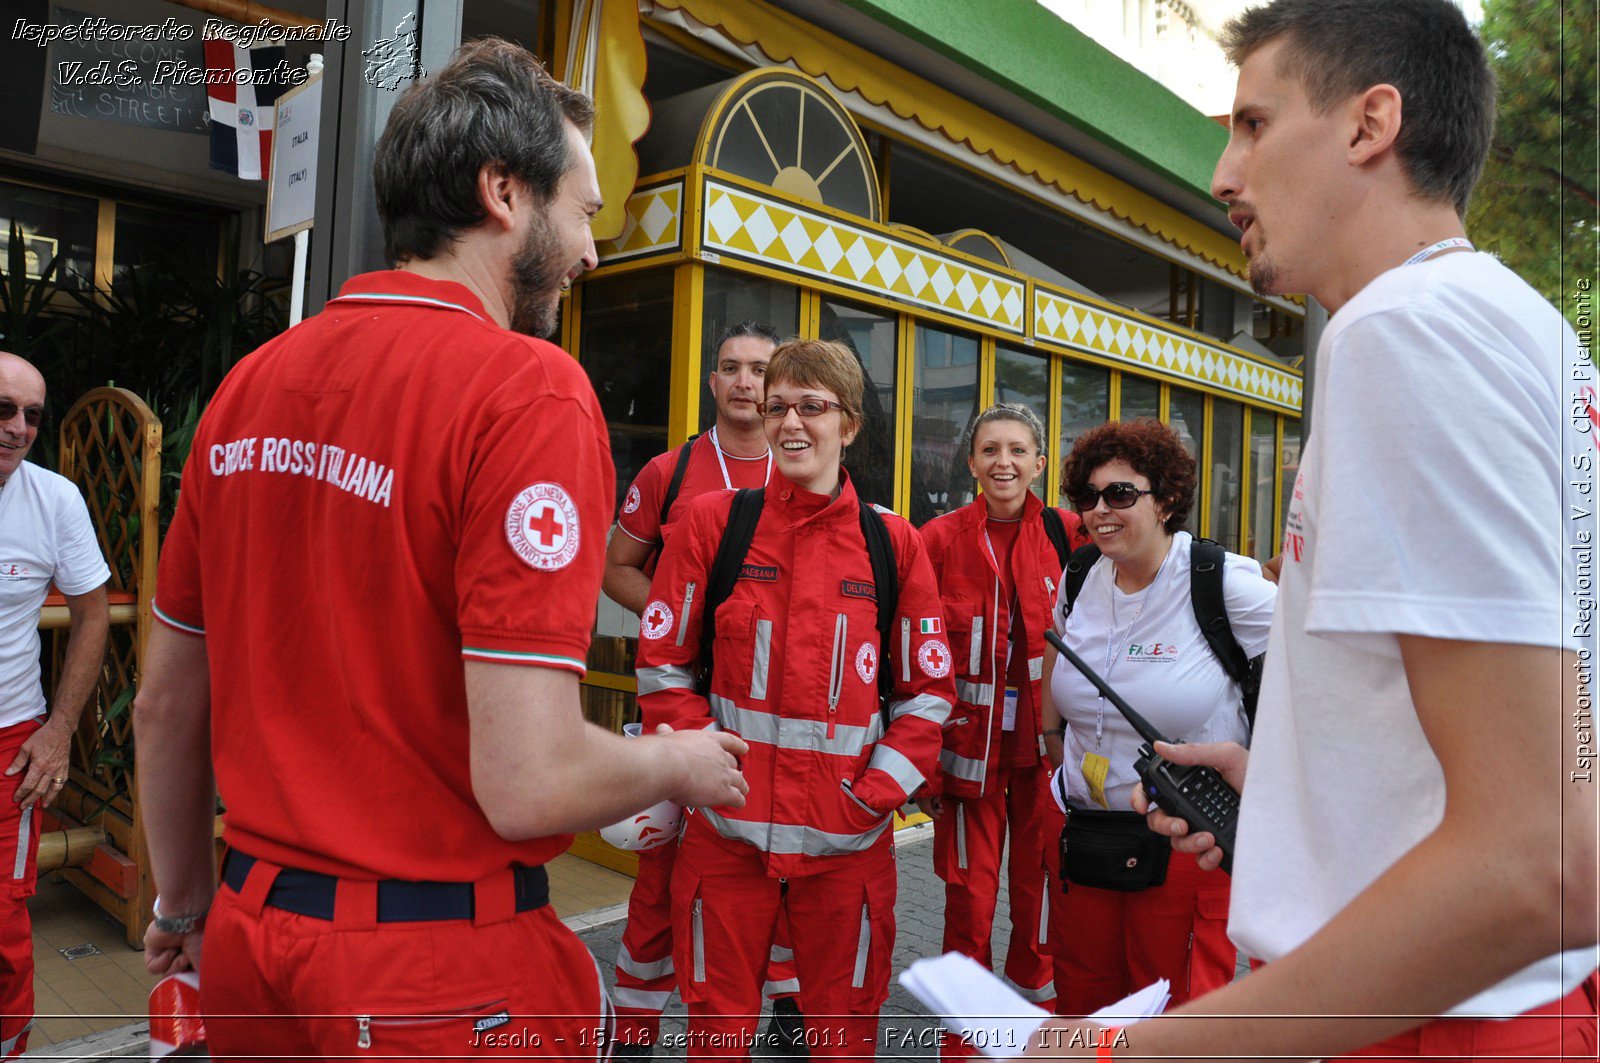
top-left (612, 833), bottom-right (801, 1047)
top-left (670, 821), bottom-right (896, 1060)
top-left (1048, 848), bottom-right (1233, 1016)
top-left (1338, 979), bottom-right (1597, 1061)
top-left (0, 721), bottom-right (42, 1060)
top-left (203, 859), bottom-right (611, 1060)
top-left (933, 761), bottom-right (1056, 1006)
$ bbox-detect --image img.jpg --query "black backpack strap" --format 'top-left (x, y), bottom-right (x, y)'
top-left (1059, 543), bottom-right (1101, 620)
top-left (1040, 507), bottom-right (1072, 570)
top-left (697, 487), bottom-right (764, 693)
top-left (859, 503), bottom-right (900, 710)
top-left (1188, 538), bottom-right (1251, 686)
top-left (659, 433), bottom-right (701, 527)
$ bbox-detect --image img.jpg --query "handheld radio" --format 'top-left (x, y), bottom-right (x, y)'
top-left (1044, 628), bottom-right (1240, 875)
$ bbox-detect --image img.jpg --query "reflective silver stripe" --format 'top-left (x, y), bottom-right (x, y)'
top-left (708, 694), bottom-right (883, 756)
top-left (13, 807), bottom-right (31, 880)
top-left (850, 904), bottom-right (871, 989)
top-left (955, 680), bottom-right (993, 706)
top-left (1005, 975), bottom-right (1056, 1005)
top-left (611, 987), bottom-right (672, 1011)
top-left (968, 615), bottom-right (984, 674)
top-left (841, 780), bottom-right (880, 818)
top-left (616, 944), bottom-right (675, 982)
top-left (700, 807), bottom-right (891, 856)
top-left (637, 664), bottom-right (695, 697)
top-left (866, 743), bottom-right (924, 796)
top-left (890, 692), bottom-right (952, 726)
top-left (1038, 871), bottom-right (1051, 946)
top-left (676, 582), bottom-right (697, 646)
top-left (901, 618), bottom-right (911, 683)
top-left (1028, 655), bottom-right (1044, 681)
top-left (590, 954), bottom-right (614, 1063)
top-left (692, 898), bottom-right (705, 982)
top-left (940, 748), bottom-right (987, 783)
top-left (769, 944), bottom-right (795, 963)
top-left (0, 1024), bottom-right (28, 1056)
top-left (763, 978), bottom-right (801, 997)
top-left (955, 803), bottom-right (968, 869)
top-left (751, 619), bottom-right (773, 700)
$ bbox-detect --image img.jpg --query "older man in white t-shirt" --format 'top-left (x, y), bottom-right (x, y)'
top-left (0, 352), bottom-right (108, 1058)
top-left (1024, 2), bottom-right (1597, 1061)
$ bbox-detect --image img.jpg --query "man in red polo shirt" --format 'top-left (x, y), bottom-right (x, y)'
top-left (603, 321), bottom-right (809, 1058)
top-left (133, 39), bottom-right (747, 1060)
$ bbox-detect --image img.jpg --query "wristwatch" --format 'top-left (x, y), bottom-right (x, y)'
top-left (152, 896), bottom-right (208, 935)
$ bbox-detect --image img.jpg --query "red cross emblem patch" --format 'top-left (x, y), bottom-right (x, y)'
top-left (623, 484), bottom-right (642, 515)
top-left (918, 639), bottom-right (952, 679)
top-left (641, 599), bottom-right (675, 641)
top-left (505, 482), bottom-right (580, 571)
top-left (855, 642), bottom-right (878, 684)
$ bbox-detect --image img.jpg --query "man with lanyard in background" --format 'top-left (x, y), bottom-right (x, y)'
top-left (1025, 1), bottom-right (1597, 1059)
top-left (604, 321), bottom-right (807, 1058)
top-left (135, 40), bottom-right (748, 1059)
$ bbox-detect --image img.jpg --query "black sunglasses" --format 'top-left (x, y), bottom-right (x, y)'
top-left (0, 401), bottom-right (44, 429)
top-left (1071, 482), bottom-right (1154, 511)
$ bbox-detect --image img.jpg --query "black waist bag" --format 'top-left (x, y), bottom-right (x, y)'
top-left (1057, 766), bottom-right (1171, 893)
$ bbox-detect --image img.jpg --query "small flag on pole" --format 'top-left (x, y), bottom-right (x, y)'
top-left (920, 618), bottom-right (942, 634)
top-left (203, 39), bottom-right (289, 180)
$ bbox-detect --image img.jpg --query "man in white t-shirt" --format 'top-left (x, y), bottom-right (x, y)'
top-left (0, 352), bottom-right (109, 1058)
top-left (1026, 1), bottom-right (1598, 1060)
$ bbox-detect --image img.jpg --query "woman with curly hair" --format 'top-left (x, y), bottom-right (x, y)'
top-left (1043, 417), bottom-right (1276, 1013)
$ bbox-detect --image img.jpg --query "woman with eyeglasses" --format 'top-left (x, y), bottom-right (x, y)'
top-left (634, 339), bottom-right (955, 1060)
top-left (1042, 417), bottom-right (1276, 1014)
top-left (915, 403), bottom-right (1090, 1023)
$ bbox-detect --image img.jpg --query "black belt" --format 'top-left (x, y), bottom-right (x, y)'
top-left (221, 850), bottom-right (550, 922)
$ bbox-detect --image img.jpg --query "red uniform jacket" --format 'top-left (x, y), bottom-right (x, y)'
top-left (636, 471), bottom-right (956, 878)
top-left (919, 494), bottom-right (1088, 799)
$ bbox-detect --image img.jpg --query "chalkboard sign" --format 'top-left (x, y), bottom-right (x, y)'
top-left (47, 6), bottom-right (208, 134)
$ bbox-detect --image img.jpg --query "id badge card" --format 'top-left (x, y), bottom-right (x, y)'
top-left (1081, 752), bottom-right (1111, 809)
top-left (1002, 685), bottom-right (1019, 731)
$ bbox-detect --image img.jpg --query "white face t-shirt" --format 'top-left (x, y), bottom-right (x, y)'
top-left (1050, 531), bottom-right (1276, 811)
top-left (0, 461), bottom-right (111, 727)
top-left (1231, 252), bottom-right (1597, 1016)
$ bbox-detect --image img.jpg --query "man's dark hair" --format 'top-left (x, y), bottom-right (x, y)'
top-left (713, 321), bottom-right (783, 352)
top-left (1220, 0), bottom-right (1495, 216)
top-left (372, 38), bottom-right (595, 264)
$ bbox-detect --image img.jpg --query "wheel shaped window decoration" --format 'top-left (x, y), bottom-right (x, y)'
top-left (697, 69), bottom-right (881, 223)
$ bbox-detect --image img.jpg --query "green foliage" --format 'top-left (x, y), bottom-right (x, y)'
top-left (1467, 0), bottom-right (1598, 328)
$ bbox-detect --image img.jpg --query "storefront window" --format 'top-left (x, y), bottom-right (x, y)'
top-left (112, 203), bottom-right (220, 293)
top-left (1060, 360), bottom-right (1109, 468)
top-left (819, 298), bottom-right (897, 510)
top-left (579, 270), bottom-right (676, 514)
top-left (910, 323), bottom-right (979, 525)
top-left (0, 181), bottom-right (97, 291)
top-left (1209, 398), bottom-right (1243, 552)
top-left (996, 344), bottom-right (1049, 498)
top-left (1120, 374), bottom-right (1160, 422)
top-left (699, 269), bottom-right (800, 431)
top-left (1248, 412), bottom-right (1278, 561)
top-left (1280, 418), bottom-right (1303, 547)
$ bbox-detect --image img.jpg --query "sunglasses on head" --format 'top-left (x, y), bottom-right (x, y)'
top-left (1071, 482), bottom-right (1154, 511)
top-left (0, 401), bottom-right (44, 429)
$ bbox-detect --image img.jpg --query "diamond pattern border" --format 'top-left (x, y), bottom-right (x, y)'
top-left (598, 181), bottom-right (683, 262)
top-left (1033, 288), bottom-right (1303, 412)
top-left (703, 180), bottom-right (1026, 334)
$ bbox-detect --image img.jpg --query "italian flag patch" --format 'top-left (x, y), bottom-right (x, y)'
top-left (920, 617), bottom-right (942, 634)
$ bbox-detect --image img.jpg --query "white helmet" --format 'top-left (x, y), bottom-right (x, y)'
top-left (600, 722), bottom-right (682, 851)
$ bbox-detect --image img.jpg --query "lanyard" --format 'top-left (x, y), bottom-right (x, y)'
top-left (1401, 238), bottom-right (1474, 267)
top-left (1095, 546), bottom-right (1174, 749)
top-left (708, 425), bottom-right (772, 490)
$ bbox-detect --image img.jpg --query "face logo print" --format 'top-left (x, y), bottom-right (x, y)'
top-left (640, 600), bottom-right (675, 641)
